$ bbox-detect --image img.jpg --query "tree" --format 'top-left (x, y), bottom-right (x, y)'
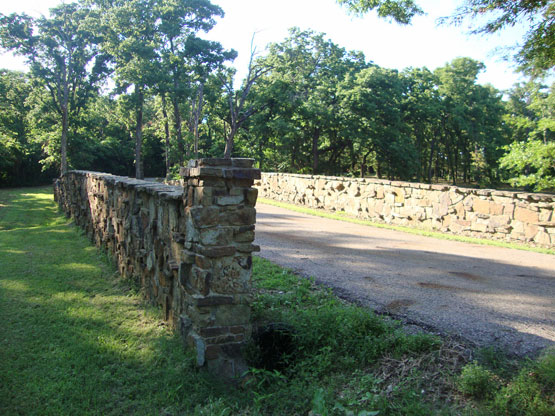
top-left (499, 139), bottom-right (555, 190)
top-left (0, 70), bottom-right (41, 185)
top-left (444, 0), bottom-right (555, 75)
top-left (336, 0), bottom-right (423, 23)
top-left (155, 0), bottom-right (232, 164)
top-left (250, 28), bottom-right (363, 173)
top-left (500, 81), bottom-right (555, 190)
top-left (0, 3), bottom-right (108, 175)
top-left (218, 37), bottom-right (270, 159)
top-left (340, 66), bottom-right (417, 179)
top-left (401, 67), bottom-right (442, 182)
top-left (93, 0), bottom-right (160, 179)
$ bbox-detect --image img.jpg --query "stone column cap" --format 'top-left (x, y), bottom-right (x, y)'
top-left (187, 158), bottom-right (255, 168)
top-left (180, 158), bottom-right (260, 180)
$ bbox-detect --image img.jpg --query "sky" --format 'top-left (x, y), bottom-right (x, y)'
top-left (0, 0), bottom-right (533, 91)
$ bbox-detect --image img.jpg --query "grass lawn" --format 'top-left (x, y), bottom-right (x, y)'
top-left (1, 186), bottom-right (553, 415)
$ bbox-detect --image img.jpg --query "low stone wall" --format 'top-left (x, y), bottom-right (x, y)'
top-left (256, 173), bottom-right (555, 247)
top-left (55, 158), bottom-right (260, 377)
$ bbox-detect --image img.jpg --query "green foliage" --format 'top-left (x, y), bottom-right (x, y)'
top-left (336, 0), bottom-right (423, 24)
top-left (0, 70), bottom-right (56, 186)
top-left (0, 1), bottom-right (554, 190)
top-left (499, 139), bottom-right (555, 191)
top-left (250, 257), bottom-right (444, 415)
top-left (0, 3), bottom-right (109, 175)
top-left (458, 363), bottom-right (498, 400)
top-left (445, 0), bottom-right (555, 76)
top-left (490, 352), bottom-right (555, 416)
top-left (457, 349), bottom-right (555, 415)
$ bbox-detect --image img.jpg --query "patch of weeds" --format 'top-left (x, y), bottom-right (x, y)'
top-left (192, 398), bottom-right (238, 416)
top-left (250, 256), bottom-right (457, 415)
top-left (489, 350), bottom-right (555, 416)
top-left (458, 363), bottom-right (498, 400)
top-left (474, 346), bottom-right (518, 378)
top-left (456, 349), bottom-right (555, 415)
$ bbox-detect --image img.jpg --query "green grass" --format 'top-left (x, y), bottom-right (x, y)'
top-left (258, 198), bottom-right (555, 255)
top-left (1, 187), bottom-right (553, 415)
top-left (0, 187), bottom-right (238, 415)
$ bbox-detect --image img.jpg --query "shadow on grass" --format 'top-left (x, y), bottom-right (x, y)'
top-left (0, 188), bottom-right (245, 415)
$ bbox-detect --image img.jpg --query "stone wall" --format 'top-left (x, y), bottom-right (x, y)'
top-left (256, 173), bottom-right (555, 247)
top-left (54, 158), bottom-right (260, 377)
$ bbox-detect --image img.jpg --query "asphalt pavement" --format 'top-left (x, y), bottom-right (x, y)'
top-left (254, 202), bottom-right (555, 356)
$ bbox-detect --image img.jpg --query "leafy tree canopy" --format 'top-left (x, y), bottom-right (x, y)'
top-left (336, 0), bottom-right (423, 24)
top-left (444, 0), bottom-right (554, 76)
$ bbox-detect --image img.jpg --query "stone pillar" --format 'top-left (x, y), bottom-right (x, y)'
top-left (179, 158), bottom-right (260, 378)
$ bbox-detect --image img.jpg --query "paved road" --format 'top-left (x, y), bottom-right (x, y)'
top-left (254, 203), bottom-right (555, 356)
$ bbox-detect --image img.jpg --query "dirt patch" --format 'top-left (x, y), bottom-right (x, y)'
top-left (386, 299), bottom-right (415, 311)
top-left (374, 338), bottom-right (471, 407)
top-left (448, 271), bottom-right (484, 281)
top-left (418, 282), bottom-right (479, 293)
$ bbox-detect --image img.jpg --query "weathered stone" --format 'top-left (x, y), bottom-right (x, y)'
top-left (231, 158), bottom-right (255, 168)
top-left (255, 172), bottom-right (554, 248)
top-left (245, 188), bottom-right (258, 206)
top-left (514, 206), bottom-right (539, 224)
top-left (222, 207), bottom-right (256, 226)
top-left (235, 243), bottom-right (261, 253)
top-left (534, 231), bottom-right (552, 246)
top-left (524, 224), bottom-right (539, 239)
top-left (55, 159), bottom-right (258, 379)
top-left (473, 198), bottom-right (490, 215)
top-left (489, 215), bottom-right (510, 228)
top-left (194, 295), bottom-right (234, 307)
top-left (198, 245), bottom-right (236, 258)
top-left (215, 195), bottom-right (244, 206)
top-left (200, 227), bottom-right (234, 246)
top-left (222, 168), bottom-right (261, 180)
top-left (199, 158), bottom-right (233, 167)
top-left (187, 206), bottom-right (221, 228)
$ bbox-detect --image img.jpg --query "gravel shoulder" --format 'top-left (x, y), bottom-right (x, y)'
top-left (254, 202), bottom-right (555, 357)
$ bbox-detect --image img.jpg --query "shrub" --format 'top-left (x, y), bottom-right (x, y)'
top-left (458, 363), bottom-right (497, 400)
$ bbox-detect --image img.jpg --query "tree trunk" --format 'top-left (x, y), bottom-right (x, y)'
top-left (161, 93), bottom-right (171, 177)
top-left (60, 63), bottom-right (70, 176)
top-left (193, 84), bottom-right (204, 159)
top-left (224, 128), bottom-right (236, 158)
top-left (258, 137), bottom-right (264, 170)
top-left (427, 136), bottom-right (436, 183)
top-left (171, 79), bottom-right (184, 165)
top-left (361, 150), bottom-right (372, 178)
top-left (61, 104), bottom-right (69, 175)
top-left (312, 128), bottom-right (320, 174)
top-left (135, 85), bottom-right (144, 180)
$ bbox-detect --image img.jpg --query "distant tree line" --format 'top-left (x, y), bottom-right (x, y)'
top-left (0, 0), bottom-right (553, 190)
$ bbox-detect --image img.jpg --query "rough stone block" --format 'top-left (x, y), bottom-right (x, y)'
top-left (198, 245), bottom-right (237, 258)
top-left (231, 158), bottom-right (255, 168)
top-left (200, 227), bottom-right (234, 246)
top-left (514, 206), bottom-right (539, 224)
top-left (473, 198), bottom-right (491, 215)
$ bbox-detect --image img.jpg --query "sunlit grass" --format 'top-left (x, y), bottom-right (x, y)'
top-left (0, 187), bottom-right (234, 415)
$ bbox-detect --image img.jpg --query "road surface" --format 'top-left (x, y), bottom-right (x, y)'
top-left (254, 203), bottom-right (555, 356)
